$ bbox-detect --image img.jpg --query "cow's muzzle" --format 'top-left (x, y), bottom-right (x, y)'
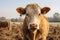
top-left (28, 23), bottom-right (39, 30)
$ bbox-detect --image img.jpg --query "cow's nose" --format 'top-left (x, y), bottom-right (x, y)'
top-left (30, 24), bottom-right (37, 28)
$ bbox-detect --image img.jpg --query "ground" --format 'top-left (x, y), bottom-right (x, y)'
top-left (0, 22), bottom-right (60, 40)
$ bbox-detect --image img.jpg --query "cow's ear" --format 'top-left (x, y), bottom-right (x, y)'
top-left (16, 7), bottom-right (26, 16)
top-left (41, 7), bottom-right (50, 14)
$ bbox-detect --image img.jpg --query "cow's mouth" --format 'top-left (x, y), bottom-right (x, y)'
top-left (28, 27), bottom-right (38, 32)
top-left (30, 27), bottom-right (37, 30)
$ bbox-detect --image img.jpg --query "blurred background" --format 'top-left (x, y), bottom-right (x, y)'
top-left (0, 0), bottom-right (60, 22)
top-left (0, 0), bottom-right (60, 40)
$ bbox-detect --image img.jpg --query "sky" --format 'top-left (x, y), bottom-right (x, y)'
top-left (0, 0), bottom-right (60, 19)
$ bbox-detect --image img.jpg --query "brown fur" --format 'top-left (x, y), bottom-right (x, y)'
top-left (22, 14), bottom-right (49, 40)
top-left (16, 7), bottom-right (26, 16)
top-left (16, 4), bottom-right (50, 40)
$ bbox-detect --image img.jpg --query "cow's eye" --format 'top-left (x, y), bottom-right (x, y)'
top-left (26, 14), bottom-right (29, 16)
top-left (39, 14), bottom-right (40, 16)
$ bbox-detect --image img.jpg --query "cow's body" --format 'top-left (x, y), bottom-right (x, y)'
top-left (16, 4), bottom-right (50, 40)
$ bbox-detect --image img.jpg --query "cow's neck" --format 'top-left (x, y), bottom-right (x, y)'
top-left (29, 30), bottom-right (37, 40)
top-left (23, 20), bottom-right (37, 40)
top-left (33, 30), bottom-right (37, 40)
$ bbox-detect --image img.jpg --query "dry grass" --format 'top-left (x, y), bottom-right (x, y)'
top-left (0, 22), bottom-right (60, 40)
top-left (0, 22), bottom-right (24, 40)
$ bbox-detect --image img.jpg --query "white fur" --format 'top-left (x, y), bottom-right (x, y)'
top-left (28, 22), bottom-right (39, 29)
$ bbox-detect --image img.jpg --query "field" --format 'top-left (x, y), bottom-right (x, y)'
top-left (50, 22), bottom-right (60, 27)
top-left (0, 22), bottom-right (60, 40)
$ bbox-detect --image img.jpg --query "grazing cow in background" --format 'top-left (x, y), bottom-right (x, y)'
top-left (0, 20), bottom-right (11, 31)
top-left (16, 4), bottom-right (50, 40)
top-left (0, 21), bottom-right (8, 28)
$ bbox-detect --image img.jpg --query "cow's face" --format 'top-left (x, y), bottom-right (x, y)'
top-left (16, 4), bottom-right (50, 31)
top-left (25, 4), bottom-right (41, 30)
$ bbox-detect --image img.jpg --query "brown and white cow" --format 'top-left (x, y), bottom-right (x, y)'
top-left (16, 4), bottom-right (50, 40)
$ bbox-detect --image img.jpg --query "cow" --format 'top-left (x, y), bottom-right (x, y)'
top-left (16, 4), bottom-right (50, 40)
top-left (0, 20), bottom-right (11, 31)
top-left (0, 21), bottom-right (8, 28)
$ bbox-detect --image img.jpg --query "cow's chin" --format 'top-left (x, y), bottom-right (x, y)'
top-left (28, 27), bottom-right (39, 32)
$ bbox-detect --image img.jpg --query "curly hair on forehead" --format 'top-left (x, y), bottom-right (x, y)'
top-left (26, 4), bottom-right (41, 9)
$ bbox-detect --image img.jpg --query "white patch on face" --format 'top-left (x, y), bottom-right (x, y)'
top-left (26, 7), bottom-right (33, 14)
top-left (28, 17), bottom-right (40, 29)
top-left (38, 8), bottom-right (41, 13)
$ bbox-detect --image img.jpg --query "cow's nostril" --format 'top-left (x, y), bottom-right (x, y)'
top-left (30, 24), bottom-right (37, 28)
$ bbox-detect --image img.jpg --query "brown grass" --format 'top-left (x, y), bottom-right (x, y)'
top-left (0, 22), bottom-right (60, 40)
top-left (0, 22), bottom-right (23, 40)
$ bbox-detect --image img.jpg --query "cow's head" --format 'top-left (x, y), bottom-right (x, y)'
top-left (16, 4), bottom-right (50, 31)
